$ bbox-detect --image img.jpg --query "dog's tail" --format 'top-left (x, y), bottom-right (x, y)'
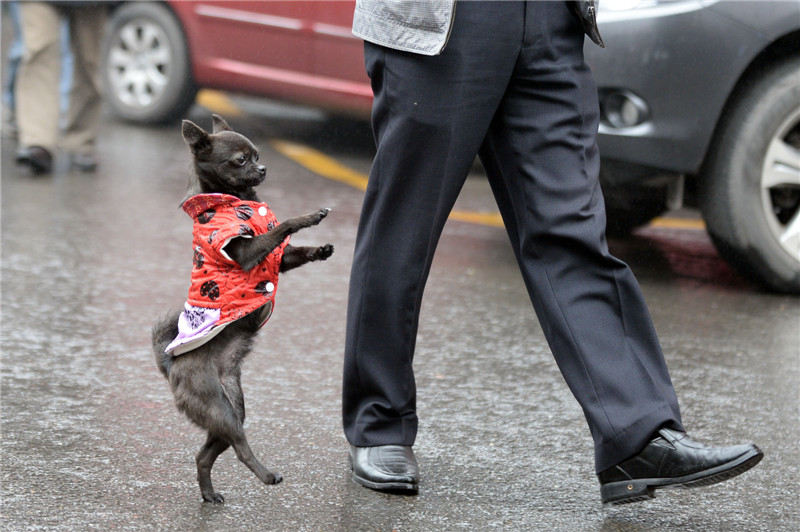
top-left (152, 310), bottom-right (181, 378)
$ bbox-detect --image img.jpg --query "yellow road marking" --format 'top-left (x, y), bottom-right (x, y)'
top-left (271, 140), bottom-right (506, 228)
top-left (271, 140), bottom-right (369, 191)
top-left (649, 217), bottom-right (706, 230)
top-left (448, 211), bottom-right (506, 228)
top-left (271, 139), bottom-right (704, 231)
top-left (196, 89), bottom-right (244, 117)
top-left (197, 91), bottom-right (704, 231)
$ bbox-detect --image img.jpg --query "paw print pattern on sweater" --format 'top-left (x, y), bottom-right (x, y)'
top-left (234, 205), bottom-right (254, 220)
top-left (200, 280), bottom-right (220, 301)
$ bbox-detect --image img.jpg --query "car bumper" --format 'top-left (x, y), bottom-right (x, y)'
top-left (585, 1), bottom-right (771, 178)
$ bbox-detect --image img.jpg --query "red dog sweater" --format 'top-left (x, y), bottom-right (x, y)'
top-left (166, 193), bottom-right (289, 355)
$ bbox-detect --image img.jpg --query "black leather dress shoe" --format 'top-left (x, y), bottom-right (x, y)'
top-left (18, 146), bottom-right (52, 175)
top-left (598, 427), bottom-right (763, 505)
top-left (349, 445), bottom-right (419, 494)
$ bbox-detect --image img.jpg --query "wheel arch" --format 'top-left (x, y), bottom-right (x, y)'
top-left (697, 30), bottom-right (800, 293)
top-left (699, 29), bottom-right (800, 182)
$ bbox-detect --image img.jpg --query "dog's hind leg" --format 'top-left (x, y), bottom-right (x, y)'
top-left (196, 434), bottom-right (230, 503)
top-left (229, 432), bottom-right (283, 486)
top-left (214, 341), bottom-right (283, 487)
top-left (207, 376), bottom-right (283, 488)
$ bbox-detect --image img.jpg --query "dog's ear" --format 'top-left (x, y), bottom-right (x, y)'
top-left (211, 114), bottom-right (232, 134)
top-left (182, 119), bottom-right (212, 156)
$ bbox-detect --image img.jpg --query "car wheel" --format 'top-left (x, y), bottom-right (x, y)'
top-left (103, 2), bottom-right (197, 124)
top-left (700, 58), bottom-right (800, 294)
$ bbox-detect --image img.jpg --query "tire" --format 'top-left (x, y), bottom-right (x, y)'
top-left (103, 2), bottom-right (197, 124)
top-left (700, 59), bottom-right (800, 294)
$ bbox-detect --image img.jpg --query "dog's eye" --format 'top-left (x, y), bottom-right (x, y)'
top-left (236, 155), bottom-right (247, 166)
top-left (253, 153), bottom-right (259, 162)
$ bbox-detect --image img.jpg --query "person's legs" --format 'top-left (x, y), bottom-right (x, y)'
top-left (58, 17), bottom-right (73, 126)
top-left (478, 0), bottom-right (682, 474)
top-left (343, 1), bottom-right (525, 448)
top-left (3, 1), bottom-right (25, 134)
top-left (16, 2), bottom-right (61, 158)
top-left (479, 5), bottom-right (761, 502)
top-left (346, 0), bottom-right (762, 502)
top-left (62, 6), bottom-right (106, 168)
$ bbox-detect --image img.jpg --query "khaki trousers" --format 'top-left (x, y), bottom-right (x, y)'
top-left (16, 2), bottom-right (106, 154)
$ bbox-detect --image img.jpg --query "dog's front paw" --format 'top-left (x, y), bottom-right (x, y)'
top-left (314, 207), bottom-right (331, 224)
top-left (317, 244), bottom-right (334, 261)
top-left (266, 472), bottom-right (284, 485)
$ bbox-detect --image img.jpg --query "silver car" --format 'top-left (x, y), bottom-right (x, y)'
top-left (586, 0), bottom-right (800, 293)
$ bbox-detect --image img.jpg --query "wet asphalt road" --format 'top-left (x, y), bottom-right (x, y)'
top-left (1, 100), bottom-right (799, 531)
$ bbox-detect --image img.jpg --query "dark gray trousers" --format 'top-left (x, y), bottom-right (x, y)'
top-left (343, 0), bottom-right (683, 472)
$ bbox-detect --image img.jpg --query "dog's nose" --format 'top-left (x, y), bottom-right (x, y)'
top-left (257, 165), bottom-right (266, 176)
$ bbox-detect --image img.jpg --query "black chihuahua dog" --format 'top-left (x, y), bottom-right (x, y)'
top-left (152, 114), bottom-right (333, 503)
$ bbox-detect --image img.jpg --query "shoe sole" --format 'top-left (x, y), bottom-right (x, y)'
top-left (348, 454), bottom-right (419, 494)
top-left (351, 472), bottom-right (419, 494)
top-left (601, 446), bottom-right (764, 505)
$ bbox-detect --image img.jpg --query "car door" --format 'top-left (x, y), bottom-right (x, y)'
top-left (171, 0), bottom-right (369, 115)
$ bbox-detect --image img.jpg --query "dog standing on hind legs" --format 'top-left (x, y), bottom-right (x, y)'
top-left (152, 114), bottom-right (334, 503)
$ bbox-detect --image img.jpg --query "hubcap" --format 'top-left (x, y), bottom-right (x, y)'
top-left (761, 106), bottom-right (800, 262)
top-left (107, 18), bottom-right (172, 110)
